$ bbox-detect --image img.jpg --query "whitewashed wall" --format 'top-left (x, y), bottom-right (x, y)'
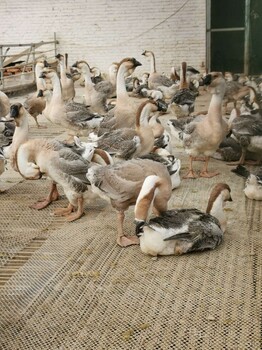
top-left (0, 0), bottom-right (206, 76)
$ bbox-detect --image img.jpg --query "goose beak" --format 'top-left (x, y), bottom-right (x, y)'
top-left (141, 51), bottom-right (146, 56)
top-left (39, 72), bottom-right (46, 78)
top-left (156, 99), bottom-right (168, 112)
top-left (10, 105), bottom-right (20, 118)
top-left (71, 62), bottom-right (77, 68)
top-left (202, 74), bottom-right (212, 85)
top-left (43, 60), bottom-right (51, 68)
top-left (37, 89), bottom-right (44, 97)
top-left (132, 58), bottom-right (142, 67)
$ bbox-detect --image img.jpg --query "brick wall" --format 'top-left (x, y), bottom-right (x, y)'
top-left (0, 0), bottom-right (206, 77)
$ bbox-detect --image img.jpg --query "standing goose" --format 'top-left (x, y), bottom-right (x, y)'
top-left (177, 75), bottom-right (228, 178)
top-left (56, 53), bottom-right (76, 102)
top-left (93, 99), bottom-right (168, 161)
top-left (23, 57), bottom-right (51, 128)
top-left (86, 158), bottom-right (172, 247)
top-left (135, 183), bottom-right (232, 256)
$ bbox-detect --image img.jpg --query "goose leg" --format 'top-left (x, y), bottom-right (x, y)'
top-left (116, 210), bottom-right (139, 247)
top-left (199, 157), bottom-right (219, 178)
top-left (65, 197), bottom-right (85, 222)
top-left (34, 116), bottom-right (47, 129)
top-left (53, 203), bottom-right (74, 217)
top-left (226, 148), bottom-right (246, 166)
top-left (30, 182), bottom-right (59, 209)
top-left (183, 156), bottom-right (198, 179)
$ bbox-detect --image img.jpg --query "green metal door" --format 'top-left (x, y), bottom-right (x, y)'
top-left (207, 0), bottom-right (262, 75)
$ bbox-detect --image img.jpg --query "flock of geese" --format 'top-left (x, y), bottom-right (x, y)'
top-left (0, 50), bottom-right (262, 256)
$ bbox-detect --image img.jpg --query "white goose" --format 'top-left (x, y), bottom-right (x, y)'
top-left (40, 69), bottom-right (104, 139)
top-left (71, 60), bottom-right (110, 114)
top-left (56, 53), bottom-right (76, 102)
top-left (135, 183), bottom-right (232, 256)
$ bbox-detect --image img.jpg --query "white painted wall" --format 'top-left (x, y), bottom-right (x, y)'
top-left (0, 0), bottom-right (206, 77)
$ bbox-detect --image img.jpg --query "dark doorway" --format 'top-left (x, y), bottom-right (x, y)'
top-left (207, 0), bottom-right (262, 75)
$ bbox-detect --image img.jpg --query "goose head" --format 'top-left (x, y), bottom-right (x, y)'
top-left (39, 68), bottom-right (56, 80)
top-left (206, 183), bottom-right (232, 214)
top-left (141, 50), bottom-right (153, 58)
top-left (73, 136), bottom-right (96, 161)
top-left (117, 57), bottom-right (142, 76)
top-left (202, 71), bottom-right (224, 86)
top-left (208, 76), bottom-right (226, 95)
top-left (71, 60), bottom-right (91, 72)
top-left (10, 103), bottom-right (25, 127)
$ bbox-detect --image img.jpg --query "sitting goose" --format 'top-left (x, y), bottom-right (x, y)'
top-left (135, 183), bottom-right (232, 256)
top-left (86, 158), bottom-right (172, 247)
top-left (40, 69), bottom-right (104, 140)
top-left (141, 50), bottom-right (173, 90)
top-left (228, 109), bottom-right (262, 165)
top-left (0, 90), bottom-right (10, 118)
top-left (231, 165), bottom-right (262, 200)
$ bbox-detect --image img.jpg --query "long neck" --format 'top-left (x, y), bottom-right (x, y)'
top-left (51, 74), bottom-right (63, 102)
top-left (59, 58), bottom-right (66, 77)
top-left (209, 194), bottom-right (226, 232)
top-left (180, 62), bottom-right (188, 89)
top-left (207, 90), bottom-right (224, 121)
top-left (12, 113), bottom-right (29, 152)
top-left (82, 65), bottom-right (94, 87)
top-left (149, 52), bottom-right (156, 74)
top-left (35, 64), bottom-right (46, 91)
top-left (136, 103), bottom-right (153, 128)
top-left (134, 175), bottom-right (160, 222)
top-left (108, 66), bottom-right (117, 87)
top-left (116, 64), bottom-right (129, 100)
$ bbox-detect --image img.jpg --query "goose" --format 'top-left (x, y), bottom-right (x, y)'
top-left (86, 158), bottom-right (172, 247)
top-left (56, 53), bottom-right (76, 102)
top-left (0, 90), bottom-right (10, 118)
top-left (72, 60), bottom-right (112, 114)
top-left (135, 183), bottom-right (232, 256)
top-left (40, 69), bottom-right (104, 140)
top-left (203, 72), bottom-right (254, 114)
top-left (170, 62), bottom-right (198, 116)
top-left (90, 66), bottom-right (103, 84)
top-left (139, 153), bottom-right (181, 190)
top-left (231, 165), bottom-right (262, 200)
top-left (22, 57), bottom-right (51, 128)
top-left (92, 99), bottom-right (168, 161)
top-left (15, 138), bottom-right (95, 221)
top-left (176, 75), bottom-right (228, 178)
top-left (8, 102), bottom-right (108, 220)
top-left (141, 50), bottom-right (173, 90)
top-left (228, 109), bottom-right (262, 165)
top-left (97, 57), bottom-right (143, 133)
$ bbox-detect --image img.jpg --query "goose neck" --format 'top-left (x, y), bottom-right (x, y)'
top-left (116, 64), bottom-right (129, 99)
